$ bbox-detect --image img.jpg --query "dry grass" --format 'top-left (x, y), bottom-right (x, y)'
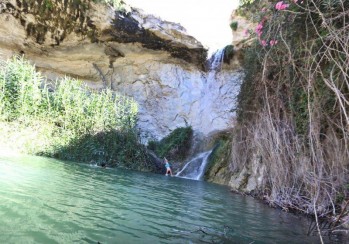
top-left (233, 1), bottom-right (349, 238)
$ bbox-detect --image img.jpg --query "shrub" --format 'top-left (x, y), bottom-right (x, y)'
top-left (147, 126), bottom-right (193, 161)
top-left (223, 45), bottom-right (234, 64)
top-left (229, 21), bottom-right (239, 31)
top-left (47, 128), bottom-right (152, 171)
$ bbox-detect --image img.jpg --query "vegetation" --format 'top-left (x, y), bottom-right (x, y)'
top-left (233, 0), bottom-right (349, 235)
top-left (94, 0), bottom-right (130, 12)
top-left (204, 132), bottom-right (232, 184)
top-left (229, 21), bottom-right (239, 31)
top-left (43, 0), bottom-right (53, 10)
top-left (50, 129), bottom-right (154, 171)
top-left (223, 45), bottom-right (235, 64)
top-left (0, 57), bottom-right (150, 169)
top-left (147, 127), bottom-right (193, 162)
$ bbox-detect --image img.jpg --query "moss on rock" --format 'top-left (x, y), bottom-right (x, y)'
top-left (203, 131), bottom-right (233, 185)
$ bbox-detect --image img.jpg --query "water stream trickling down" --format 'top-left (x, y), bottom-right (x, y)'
top-left (176, 151), bottom-right (212, 180)
top-left (208, 48), bottom-right (225, 71)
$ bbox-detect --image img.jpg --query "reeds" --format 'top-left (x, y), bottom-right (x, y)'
top-left (0, 57), bottom-right (148, 168)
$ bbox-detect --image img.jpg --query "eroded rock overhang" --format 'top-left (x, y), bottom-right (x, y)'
top-left (0, 0), bottom-right (207, 69)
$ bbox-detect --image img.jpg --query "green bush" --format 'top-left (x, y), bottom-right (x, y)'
top-left (229, 21), bottom-right (238, 31)
top-left (223, 45), bottom-right (234, 64)
top-left (147, 126), bottom-right (193, 161)
top-left (46, 128), bottom-right (152, 171)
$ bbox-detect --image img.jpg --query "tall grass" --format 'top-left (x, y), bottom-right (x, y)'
top-left (0, 57), bottom-right (148, 168)
top-left (0, 57), bottom-right (42, 121)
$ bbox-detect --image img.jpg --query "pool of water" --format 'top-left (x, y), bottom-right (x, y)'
top-left (0, 154), bottom-right (325, 243)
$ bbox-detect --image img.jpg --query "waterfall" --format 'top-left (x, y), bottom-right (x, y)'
top-left (208, 48), bottom-right (225, 71)
top-left (176, 150), bottom-right (212, 180)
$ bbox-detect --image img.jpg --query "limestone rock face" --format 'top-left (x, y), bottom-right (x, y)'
top-left (230, 10), bottom-right (256, 48)
top-left (112, 59), bottom-right (242, 139)
top-left (0, 0), bottom-right (242, 140)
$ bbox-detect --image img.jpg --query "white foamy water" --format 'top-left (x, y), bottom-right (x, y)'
top-left (176, 151), bottom-right (212, 180)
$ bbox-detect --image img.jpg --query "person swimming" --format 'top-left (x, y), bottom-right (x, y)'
top-left (164, 158), bottom-right (173, 176)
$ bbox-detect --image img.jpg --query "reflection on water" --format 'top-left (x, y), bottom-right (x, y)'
top-left (0, 155), bottom-right (325, 243)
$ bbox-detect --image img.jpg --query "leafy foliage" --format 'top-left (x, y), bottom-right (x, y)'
top-left (0, 57), bottom-right (137, 132)
top-left (147, 127), bottom-right (193, 162)
top-left (47, 128), bottom-right (152, 171)
top-left (0, 57), bottom-right (42, 121)
top-left (223, 45), bottom-right (235, 64)
top-left (229, 21), bottom-right (239, 31)
top-left (0, 57), bottom-right (149, 169)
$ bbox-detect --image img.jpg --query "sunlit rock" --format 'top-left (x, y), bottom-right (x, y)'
top-left (0, 0), bottom-right (242, 141)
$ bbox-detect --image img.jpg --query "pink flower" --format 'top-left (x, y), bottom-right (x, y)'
top-left (256, 22), bottom-right (263, 31)
top-left (255, 22), bottom-right (264, 37)
top-left (275, 2), bottom-right (282, 9)
top-left (275, 1), bottom-right (289, 10)
top-left (270, 40), bottom-right (278, 46)
top-left (261, 40), bottom-right (268, 46)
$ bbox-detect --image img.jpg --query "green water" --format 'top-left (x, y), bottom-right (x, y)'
top-left (0, 154), bottom-right (325, 243)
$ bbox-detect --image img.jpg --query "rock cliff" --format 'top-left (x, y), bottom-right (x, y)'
top-left (0, 0), bottom-right (242, 140)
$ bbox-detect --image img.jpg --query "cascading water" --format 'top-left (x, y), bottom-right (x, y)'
top-left (175, 50), bottom-right (228, 181)
top-left (196, 47), bottom-right (229, 134)
top-left (208, 48), bottom-right (225, 71)
top-left (176, 150), bottom-right (212, 180)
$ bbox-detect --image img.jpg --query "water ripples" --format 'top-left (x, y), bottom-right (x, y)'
top-left (0, 155), bottom-right (323, 243)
